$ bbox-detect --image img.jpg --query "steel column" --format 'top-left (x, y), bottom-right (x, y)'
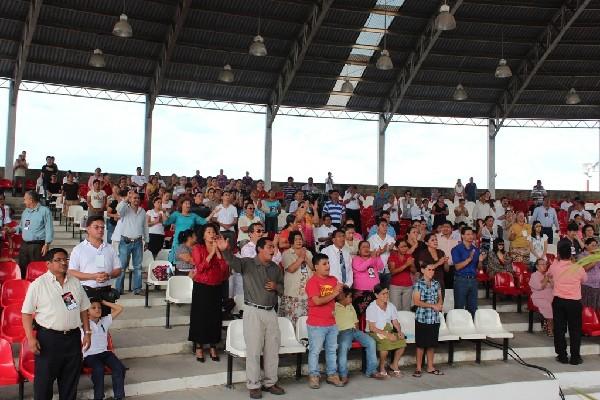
top-left (143, 95), bottom-right (153, 177)
top-left (488, 119), bottom-right (496, 198)
top-left (377, 114), bottom-right (386, 186)
top-left (5, 81), bottom-right (17, 180)
top-left (265, 109), bottom-right (273, 190)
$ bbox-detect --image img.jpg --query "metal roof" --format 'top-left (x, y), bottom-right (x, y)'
top-left (2, 0), bottom-right (600, 122)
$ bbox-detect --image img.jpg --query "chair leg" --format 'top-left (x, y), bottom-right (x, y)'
top-left (295, 353), bottom-right (302, 380)
top-left (145, 283), bottom-right (150, 307)
top-left (492, 292), bottom-right (497, 309)
top-left (165, 301), bottom-right (171, 329)
top-left (19, 381), bottom-right (24, 400)
top-left (485, 281), bottom-right (490, 299)
top-left (226, 354), bottom-right (233, 388)
top-left (528, 311), bottom-right (534, 333)
top-left (448, 341), bottom-right (454, 365)
top-left (475, 340), bottom-right (481, 364)
top-left (517, 295), bottom-right (522, 313)
top-left (128, 270), bottom-right (133, 292)
top-left (72, 223), bottom-right (75, 238)
top-left (503, 338), bottom-right (509, 362)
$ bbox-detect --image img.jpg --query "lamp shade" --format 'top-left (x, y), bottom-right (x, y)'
top-left (435, 4), bottom-right (456, 31)
top-left (495, 58), bottom-right (512, 78)
top-left (89, 49), bottom-right (106, 68)
top-left (565, 88), bottom-right (581, 105)
top-left (341, 79), bottom-right (354, 93)
top-left (453, 83), bottom-right (468, 101)
top-left (249, 35), bottom-right (267, 56)
top-left (376, 49), bottom-right (393, 70)
top-left (218, 64), bottom-right (234, 83)
top-left (113, 14), bottom-right (132, 37)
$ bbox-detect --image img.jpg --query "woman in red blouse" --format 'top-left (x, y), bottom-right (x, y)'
top-left (188, 223), bottom-right (229, 362)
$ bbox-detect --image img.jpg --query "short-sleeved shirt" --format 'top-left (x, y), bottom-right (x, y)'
top-left (413, 278), bottom-right (441, 324)
top-left (306, 274), bottom-right (338, 326)
top-left (175, 244), bottom-right (194, 271)
top-left (322, 201), bottom-right (345, 225)
top-left (365, 301), bottom-right (398, 332)
top-left (62, 182), bottom-right (79, 201)
top-left (334, 302), bottom-right (358, 331)
top-left (510, 223), bottom-right (531, 249)
top-left (82, 314), bottom-right (113, 357)
top-left (451, 242), bottom-right (480, 277)
top-left (214, 204), bottom-right (238, 232)
top-left (263, 200), bottom-right (281, 217)
top-left (68, 240), bottom-right (121, 288)
top-left (21, 271), bottom-right (90, 331)
top-left (88, 189), bottom-right (106, 209)
top-left (549, 260), bottom-right (587, 300)
top-left (388, 253), bottom-right (413, 287)
top-left (147, 209), bottom-right (165, 235)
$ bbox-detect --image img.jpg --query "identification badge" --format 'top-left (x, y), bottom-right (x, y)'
top-left (24, 220), bottom-right (31, 231)
top-left (300, 263), bottom-right (308, 276)
top-left (95, 255), bottom-right (105, 269)
top-left (368, 267), bottom-right (375, 279)
top-left (522, 230), bottom-right (528, 237)
top-left (62, 292), bottom-right (78, 311)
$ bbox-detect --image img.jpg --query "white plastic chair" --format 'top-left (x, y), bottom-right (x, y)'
top-left (438, 312), bottom-right (459, 364)
top-left (232, 294), bottom-right (245, 317)
top-left (145, 260), bottom-right (172, 307)
top-left (396, 311), bottom-right (416, 344)
top-left (156, 249), bottom-right (170, 261)
top-left (66, 205), bottom-right (83, 232)
top-left (164, 276), bottom-right (192, 328)
top-left (446, 309), bottom-right (486, 363)
top-left (442, 289), bottom-right (454, 313)
top-left (278, 211), bottom-right (289, 230)
top-left (474, 309), bottom-right (514, 361)
top-left (363, 196), bottom-right (374, 208)
top-left (278, 317), bottom-right (306, 353)
top-left (296, 315), bottom-right (309, 346)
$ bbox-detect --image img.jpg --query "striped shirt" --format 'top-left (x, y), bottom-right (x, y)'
top-left (282, 185), bottom-right (297, 200)
top-left (322, 201), bottom-right (345, 225)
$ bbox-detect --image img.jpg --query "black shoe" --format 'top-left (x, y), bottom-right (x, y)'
top-left (569, 356), bottom-right (583, 365)
top-left (196, 356), bottom-right (205, 363)
top-left (555, 355), bottom-right (569, 364)
top-left (211, 355), bottom-right (220, 362)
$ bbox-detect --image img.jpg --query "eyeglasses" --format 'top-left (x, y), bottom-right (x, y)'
top-left (51, 258), bottom-right (69, 264)
top-left (254, 230), bottom-right (265, 233)
top-left (247, 207), bottom-right (255, 210)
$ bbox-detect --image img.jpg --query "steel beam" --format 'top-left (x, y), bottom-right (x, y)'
top-left (265, 109), bottom-right (273, 190)
top-left (377, 114), bottom-right (386, 186)
top-left (491, 0), bottom-right (591, 136)
top-left (147, 0), bottom-right (191, 114)
top-left (5, 81), bottom-right (17, 180)
top-left (380, 0), bottom-right (464, 133)
top-left (487, 119), bottom-right (496, 198)
top-left (144, 95), bottom-right (153, 177)
top-left (267, 0), bottom-right (333, 125)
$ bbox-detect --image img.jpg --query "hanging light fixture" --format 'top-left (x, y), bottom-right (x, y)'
top-left (341, 79), bottom-right (354, 93)
top-left (453, 83), bottom-right (468, 101)
top-left (218, 64), bottom-right (234, 83)
top-left (377, 0), bottom-right (393, 70)
top-left (435, 1), bottom-right (456, 31)
top-left (495, 30), bottom-right (511, 78)
top-left (113, 14), bottom-right (132, 37)
top-left (89, 49), bottom-right (106, 68)
top-left (565, 88), bottom-right (581, 105)
top-left (249, 6), bottom-right (267, 56)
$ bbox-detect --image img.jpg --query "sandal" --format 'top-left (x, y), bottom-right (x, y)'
top-left (390, 369), bottom-right (402, 378)
top-left (412, 370), bottom-right (422, 378)
top-left (427, 369), bottom-right (444, 375)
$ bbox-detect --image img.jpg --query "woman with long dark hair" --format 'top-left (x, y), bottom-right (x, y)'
top-left (189, 223), bottom-right (229, 362)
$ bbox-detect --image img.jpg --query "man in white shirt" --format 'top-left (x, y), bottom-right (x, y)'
top-left (560, 198), bottom-right (573, 212)
top-left (211, 191), bottom-right (238, 249)
top-left (472, 190), bottom-right (493, 222)
top-left (325, 172), bottom-right (334, 192)
top-left (87, 179), bottom-right (107, 218)
top-left (68, 216), bottom-right (121, 309)
top-left (321, 230), bottom-right (353, 287)
top-left (130, 167), bottom-right (147, 200)
top-left (301, 177), bottom-right (319, 194)
top-left (288, 190), bottom-right (305, 214)
top-left (343, 185), bottom-right (363, 233)
top-left (437, 221), bottom-right (459, 269)
top-left (569, 200), bottom-right (592, 222)
top-left (314, 214), bottom-right (336, 250)
top-left (87, 167), bottom-right (103, 191)
top-left (368, 217), bottom-right (396, 287)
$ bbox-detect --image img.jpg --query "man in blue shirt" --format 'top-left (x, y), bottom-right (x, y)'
top-left (13, 191), bottom-right (54, 277)
top-left (451, 226), bottom-right (486, 317)
top-left (531, 197), bottom-right (559, 244)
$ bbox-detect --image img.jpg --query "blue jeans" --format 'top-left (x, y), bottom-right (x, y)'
top-left (83, 351), bottom-right (126, 400)
top-left (106, 223), bottom-right (116, 244)
top-left (116, 240), bottom-right (143, 293)
top-left (337, 328), bottom-right (377, 378)
top-left (454, 275), bottom-right (478, 317)
top-left (307, 324), bottom-right (338, 377)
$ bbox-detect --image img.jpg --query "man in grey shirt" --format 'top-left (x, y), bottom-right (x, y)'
top-left (220, 237), bottom-right (285, 399)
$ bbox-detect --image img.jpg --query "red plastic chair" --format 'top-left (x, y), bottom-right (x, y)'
top-left (492, 272), bottom-right (522, 311)
top-left (0, 279), bottom-right (29, 308)
top-left (582, 306), bottom-right (600, 336)
top-left (546, 254), bottom-right (556, 265)
top-left (0, 304), bottom-right (25, 343)
top-left (512, 262), bottom-right (531, 298)
top-left (0, 337), bottom-right (20, 387)
top-left (359, 207), bottom-right (375, 237)
top-left (19, 336), bottom-right (35, 384)
top-left (0, 179), bottom-right (13, 191)
top-left (24, 180), bottom-right (36, 191)
top-left (0, 261), bottom-right (20, 288)
top-left (82, 333), bottom-right (114, 375)
top-left (25, 261), bottom-right (48, 282)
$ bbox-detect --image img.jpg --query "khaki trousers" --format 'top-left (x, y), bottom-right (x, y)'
top-left (243, 306), bottom-right (281, 389)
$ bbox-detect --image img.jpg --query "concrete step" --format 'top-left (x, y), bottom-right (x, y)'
top-left (111, 303), bottom-right (190, 330)
top-left (4, 333), bottom-right (599, 400)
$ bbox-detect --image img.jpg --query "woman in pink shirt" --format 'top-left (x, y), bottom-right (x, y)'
top-left (529, 259), bottom-right (554, 336)
top-left (352, 241), bottom-right (384, 315)
top-left (548, 241), bottom-right (587, 365)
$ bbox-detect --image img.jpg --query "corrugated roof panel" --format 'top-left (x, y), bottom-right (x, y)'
top-left (458, 1), bottom-right (561, 23)
top-left (289, 76), bottom-right (337, 93)
top-left (0, 59), bottom-right (13, 77)
top-left (0, 18), bottom-right (24, 41)
top-left (162, 79), bottom-right (269, 104)
top-left (171, 45), bottom-right (285, 74)
top-left (563, 27), bottom-right (600, 42)
top-left (193, 0), bottom-right (311, 22)
top-left (283, 91), bottom-right (331, 108)
top-left (0, 0), bottom-right (28, 20)
top-left (0, 39), bottom-right (18, 57)
top-left (42, 0), bottom-right (176, 24)
top-left (166, 64), bottom-right (276, 89)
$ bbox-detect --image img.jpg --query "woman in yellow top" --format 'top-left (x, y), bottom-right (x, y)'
top-left (509, 211), bottom-right (531, 263)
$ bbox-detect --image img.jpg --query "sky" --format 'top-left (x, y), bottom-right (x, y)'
top-left (0, 87), bottom-right (598, 192)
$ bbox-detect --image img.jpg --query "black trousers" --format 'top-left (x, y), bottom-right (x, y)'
top-left (552, 296), bottom-right (582, 359)
top-left (18, 241), bottom-right (43, 278)
top-left (83, 351), bottom-right (126, 400)
top-left (34, 328), bottom-right (82, 400)
top-left (346, 208), bottom-right (361, 233)
top-left (542, 227), bottom-right (554, 244)
top-left (147, 233), bottom-right (165, 258)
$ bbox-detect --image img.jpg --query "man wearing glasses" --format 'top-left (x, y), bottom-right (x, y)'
top-left (68, 216), bottom-right (122, 312)
top-left (22, 247), bottom-right (92, 400)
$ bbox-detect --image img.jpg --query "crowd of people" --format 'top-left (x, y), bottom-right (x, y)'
top-left (7, 156), bottom-right (597, 399)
